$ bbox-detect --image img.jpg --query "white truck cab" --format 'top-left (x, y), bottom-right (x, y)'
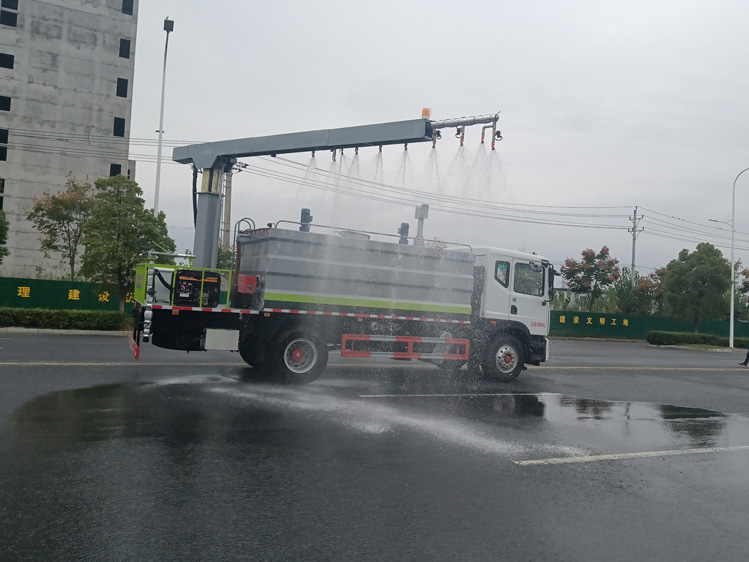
top-left (471, 247), bottom-right (552, 336)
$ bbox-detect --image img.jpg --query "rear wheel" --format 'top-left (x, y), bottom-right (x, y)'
top-left (483, 335), bottom-right (524, 382)
top-left (272, 330), bottom-right (328, 384)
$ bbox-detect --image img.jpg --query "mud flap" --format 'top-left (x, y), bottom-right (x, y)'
top-left (127, 333), bottom-right (140, 359)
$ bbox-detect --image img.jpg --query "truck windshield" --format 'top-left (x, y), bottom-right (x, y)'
top-left (514, 263), bottom-right (545, 297)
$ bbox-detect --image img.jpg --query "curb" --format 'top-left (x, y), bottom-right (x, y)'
top-left (0, 327), bottom-right (130, 337)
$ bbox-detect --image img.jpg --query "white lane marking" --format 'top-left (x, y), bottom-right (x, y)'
top-left (514, 445), bottom-right (749, 466)
top-left (0, 361), bottom-right (432, 368)
top-left (0, 362), bottom-right (246, 367)
top-left (540, 366), bottom-right (741, 371)
top-left (359, 393), bottom-right (561, 399)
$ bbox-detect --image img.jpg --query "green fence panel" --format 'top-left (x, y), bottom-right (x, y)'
top-left (5, 278), bottom-right (748, 338)
top-left (551, 311), bottom-right (645, 338)
top-left (550, 311), bottom-right (749, 340)
top-left (0, 277), bottom-right (133, 311)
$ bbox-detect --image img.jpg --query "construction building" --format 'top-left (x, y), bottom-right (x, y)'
top-left (0, 0), bottom-right (138, 277)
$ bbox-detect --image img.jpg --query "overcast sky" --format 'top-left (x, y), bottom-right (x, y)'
top-left (129, 0), bottom-right (749, 276)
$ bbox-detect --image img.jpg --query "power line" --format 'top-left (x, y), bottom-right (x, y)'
top-left (640, 217), bottom-right (747, 243)
top-left (642, 228), bottom-right (749, 251)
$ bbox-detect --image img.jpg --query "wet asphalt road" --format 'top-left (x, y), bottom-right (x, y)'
top-left (1, 333), bottom-right (749, 561)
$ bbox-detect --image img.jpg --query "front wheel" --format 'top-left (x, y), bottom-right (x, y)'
top-left (272, 330), bottom-right (329, 384)
top-left (483, 335), bottom-right (524, 382)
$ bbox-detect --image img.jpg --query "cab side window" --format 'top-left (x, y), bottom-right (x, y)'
top-left (494, 261), bottom-right (510, 287)
top-left (514, 263), bottom-right (544, 296)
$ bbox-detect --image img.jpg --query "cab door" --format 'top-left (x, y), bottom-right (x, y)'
top-left (509, 260), bottom-right (549, 335)
top-left (479, 258), bottom-right (512, 320)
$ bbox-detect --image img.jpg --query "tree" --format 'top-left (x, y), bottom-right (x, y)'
top-left (649, 267), bottom-right (667, 316)
top-left (561, 246), bottom-right (621, 311)
top-left (0, 210), bottom-right (9, 265)
top-left (732, 260), bottom-right (749, 321)
top-left (180, 246), bottom-right (234, 270)
top-left (661, 243), bottom-right (731, 332)
top-left (426, 237), bottom-right (448, 250)
top-left (81, 176), bottom-right (175, 311)
top-left (26, 175), bottom-right (94, 281)
top-left (216, 245), bottom-right (235, 270)
top-left (612, 267), bottom-right (659, 315)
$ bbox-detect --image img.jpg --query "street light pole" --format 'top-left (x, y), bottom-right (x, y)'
top-left (154, 17), bottom-right (174, 217)
top-left (730, 167), bottom-right (749, 348)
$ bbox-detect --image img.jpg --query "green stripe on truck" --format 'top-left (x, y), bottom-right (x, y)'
top-left (264, 292), bottom-right (471, 315)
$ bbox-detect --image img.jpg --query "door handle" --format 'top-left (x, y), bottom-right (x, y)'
top-left (511, 305), bottom-right (517, 315)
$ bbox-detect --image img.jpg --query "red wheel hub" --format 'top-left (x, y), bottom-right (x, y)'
top-left (503, 353), bottom-right (513, 364)
top-left (291, 348), bottom-right (305, 362)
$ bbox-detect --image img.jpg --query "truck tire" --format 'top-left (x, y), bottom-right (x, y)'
top-left (483, 335), bottom-right (524, 382)
top-left (272, 330), bottom-right (328, 384)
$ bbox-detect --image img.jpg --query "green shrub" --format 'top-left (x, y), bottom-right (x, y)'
top-left (0, 308), bottom-right (127, 330)
top-left (646, 331), bottom-right (749, 348)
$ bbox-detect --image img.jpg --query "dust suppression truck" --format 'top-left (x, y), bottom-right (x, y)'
top-left (131, 218), bottom-right (554, 383)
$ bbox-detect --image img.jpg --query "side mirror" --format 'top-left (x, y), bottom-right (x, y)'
top-left (548, 266), bottom-right (556, 300)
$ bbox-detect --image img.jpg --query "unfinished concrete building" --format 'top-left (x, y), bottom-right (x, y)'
top-left (0, 0), bottom-right (138, 277)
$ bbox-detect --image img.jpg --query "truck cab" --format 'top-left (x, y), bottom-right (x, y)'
top-left (472, 247), bottom-right (553, 334)
top-left (464, 247), bottom-right (555, 378)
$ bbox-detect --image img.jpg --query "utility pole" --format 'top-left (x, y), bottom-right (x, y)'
top-left (628, 206), bottom-right (644, 286)
top-left (154, 17), bottom-right (174, 217)
top-left (222, 168), bottom-right (233, 250)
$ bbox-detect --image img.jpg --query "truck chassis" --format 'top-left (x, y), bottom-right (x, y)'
top-left (132, 299), bottom-right (547, 384)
